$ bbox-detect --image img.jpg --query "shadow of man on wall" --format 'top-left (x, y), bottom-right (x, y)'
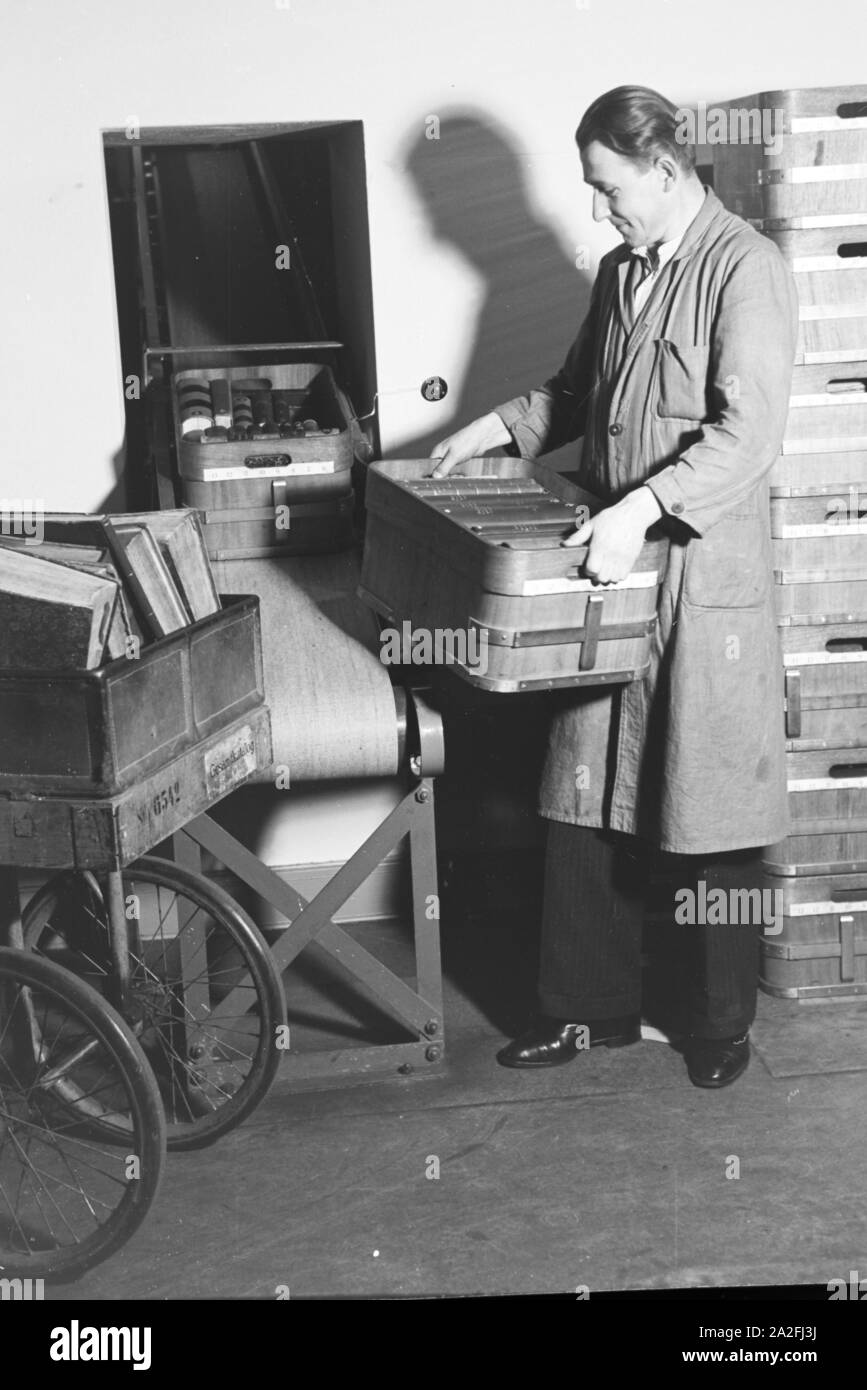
top-left (396, 107), bottom-right (592, 468)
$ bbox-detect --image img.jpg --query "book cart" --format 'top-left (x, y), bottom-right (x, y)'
top-left (0, 596), bottom-right (286, 1279)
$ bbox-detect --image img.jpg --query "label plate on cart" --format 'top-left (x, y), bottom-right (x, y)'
top-left (204, 724), bottom-right (258, 796)
top-left (199, 460), bottom-right (336, 481)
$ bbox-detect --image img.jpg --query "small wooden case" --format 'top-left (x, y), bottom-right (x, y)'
top-left (173, 364), bottom-right (356, 559)
top-left (359, 460), bottom-right (668, 693)
top-left (760, 871), bottom-right (867, 998)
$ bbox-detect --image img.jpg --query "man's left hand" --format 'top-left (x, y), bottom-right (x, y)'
top-left (564, 485), bottom-right (663, 583)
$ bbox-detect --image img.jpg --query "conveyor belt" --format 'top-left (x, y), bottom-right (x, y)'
top-left (212, 550), bottom-right (401, 782)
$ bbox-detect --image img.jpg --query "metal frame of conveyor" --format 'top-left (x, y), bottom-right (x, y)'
top-left (122, 132), bottom-right (445, 1085)
top-left (172, 689), bottom-right (446, 1085)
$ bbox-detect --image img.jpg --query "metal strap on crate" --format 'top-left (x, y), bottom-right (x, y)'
top-left (468, 610), bottom-right (656, 654)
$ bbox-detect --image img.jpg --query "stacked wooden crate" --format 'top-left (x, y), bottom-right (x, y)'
top-left (714, 84), bottom-right (867, 998)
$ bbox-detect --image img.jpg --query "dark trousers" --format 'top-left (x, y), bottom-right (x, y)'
top-left (537, 821), bottom-right (761, 1040)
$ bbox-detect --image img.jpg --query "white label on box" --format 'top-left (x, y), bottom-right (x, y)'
top-left (199, 460), bottom-right (336, 481)
top-left (204, 724), bottom-right (257, 796)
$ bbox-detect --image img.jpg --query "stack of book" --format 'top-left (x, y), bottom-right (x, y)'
top-left (0, 509), bottom-right (221, 671)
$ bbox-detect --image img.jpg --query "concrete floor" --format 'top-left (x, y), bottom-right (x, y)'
top-left (51, 863), bottom-right (867, 1301)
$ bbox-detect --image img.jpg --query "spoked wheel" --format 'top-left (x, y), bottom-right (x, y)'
top-left (0, 946), bottom-right (165, 1281)
top-left (23, 857), bottom-right (286, 1151)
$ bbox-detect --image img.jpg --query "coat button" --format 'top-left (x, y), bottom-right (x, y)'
top-left (609, 423), bottom-right (622, 436)
top-left (671, 500), bottom-right (685, 515)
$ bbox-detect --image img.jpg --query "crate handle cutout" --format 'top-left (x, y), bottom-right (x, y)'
top-left (785, 669), bottom-right (802, 739)
top-left (838, 101), bottom-right (867, 120)
top-left (830, 763), bottom-right (867, 778)
top-left (840, 916), bottom-right (856, 981)
top-left (826, 637), bottom-right (867, 653)
top-left (838, 243), bottom-right (867, 259)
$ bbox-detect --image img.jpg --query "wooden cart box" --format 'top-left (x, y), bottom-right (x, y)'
top-left (359, 460), bottom-right (668, 693)
top-left (0, 705), bottom-right (272, 870)
top-left (174, 364), bottom-right (355, 560)
top-left (760, 872), bottom-right (867, 998)
top-left (712, 84), bottom-right (867, 223)
top-left (0, 594), bottom-right (264, 798)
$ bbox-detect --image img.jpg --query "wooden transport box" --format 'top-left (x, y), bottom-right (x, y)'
top-left (712, 84), bottom-right (867, 223)
top-left (783, 664), bottom-right (867, 743)
top-left (765, 829), bottom-right (867, 876)
top-left (773, 566), bottom-right (867, 620)
top-left (190, 489), bottom-right (355, 562)
top-left (770, 482), bottom-right (867, 533)
top-left (0, 704), bottom-right (272, 871)
top-left (773, 523), bottom-right (867, 573)
top-left (760, 871), bottom-right (867, 998)
top-left (0, 594), bottom-right (265, 798)
top-left (174, 364), bottom-right (356, 559)
top-left (758, 225), bottom-right (867, 366)
top-left (770, 447), bottom-right (867, 492)
top-left (359, 459), bottom-right (668, 694)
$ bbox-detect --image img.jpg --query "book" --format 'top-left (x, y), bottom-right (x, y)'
top-left (103, 519), bottom-right (189, 639)
top-left (121, 510), bottom-right (220, 621)
top-left (0, 546), bottom-right (119, 670)
top-left (40, 509), bottom-right (220, 632)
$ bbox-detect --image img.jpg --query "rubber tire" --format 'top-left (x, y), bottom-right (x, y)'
top-left (0, 946), bottom-right (165, 1282)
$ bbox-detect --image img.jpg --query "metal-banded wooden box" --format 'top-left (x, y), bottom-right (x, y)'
top-left (762, 225), bottom-right (867, 367)
top-left (0, 595), bottom-right (265, 798)
top-left (359, 459), bottom-right (668, 694)
top-left (0, 704), bottom-right (272, 871)
top-left (712, 85), bottom-right (867, 224)
top-left (173, 364), bottom-right (355, 560)
top-left (760, 872), bottom-right (867, 998)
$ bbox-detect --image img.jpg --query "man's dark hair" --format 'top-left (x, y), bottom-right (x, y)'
top-left (575, 85), bottom-right (696, 172)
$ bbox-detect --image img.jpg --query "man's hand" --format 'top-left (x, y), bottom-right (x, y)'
top-left (430, 412), bottom-right (513, 477)
top-left (564, 485), bottom-right (663, 584)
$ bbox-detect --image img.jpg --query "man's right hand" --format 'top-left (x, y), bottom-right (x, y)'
top-left (429, 411), bottom-right (513, 477)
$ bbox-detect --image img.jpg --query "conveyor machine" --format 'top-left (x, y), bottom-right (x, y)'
top-left (105, 122), bottom-right (446, 1085)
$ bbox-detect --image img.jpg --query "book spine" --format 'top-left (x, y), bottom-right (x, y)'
top-left (100, 517), bottom-right (163, 641)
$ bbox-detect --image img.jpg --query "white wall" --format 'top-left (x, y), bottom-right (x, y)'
top-left (2, 0), bottom-right (865, 507)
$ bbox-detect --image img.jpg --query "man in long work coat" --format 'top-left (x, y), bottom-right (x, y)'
top-left (432, 85), bottom-right (799, 1088)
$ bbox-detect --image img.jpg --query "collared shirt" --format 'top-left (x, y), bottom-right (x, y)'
top-left (629, 234), bottom-right (683, 314)
top-left (629, 192), bottom-right (707, 314)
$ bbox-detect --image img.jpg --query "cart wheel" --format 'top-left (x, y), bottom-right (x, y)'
top-left (24, 858), bottom-right (286, 1151)
top-left (0, 946), bottom-right (165, 1282)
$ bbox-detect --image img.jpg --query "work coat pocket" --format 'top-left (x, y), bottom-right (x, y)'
top-left (682, 513), bottom-right (772, 609)
top-left (655, 340), bottom-right (711, 421)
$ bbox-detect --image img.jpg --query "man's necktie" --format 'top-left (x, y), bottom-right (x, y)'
top-left (623, 248), bottom-right (660, 332)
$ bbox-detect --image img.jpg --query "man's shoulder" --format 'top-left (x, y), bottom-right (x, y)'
top-left (704, 193), bottom-right (789, 271)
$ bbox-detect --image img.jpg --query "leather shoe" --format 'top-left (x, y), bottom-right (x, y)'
top-left (496, 1013), bottom-right (641, 1068)
top-left (685, 1032), bottom-right (750, 1089)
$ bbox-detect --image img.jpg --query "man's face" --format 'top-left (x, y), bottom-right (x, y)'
top-left (581, 140), bottom-right (672, 248)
